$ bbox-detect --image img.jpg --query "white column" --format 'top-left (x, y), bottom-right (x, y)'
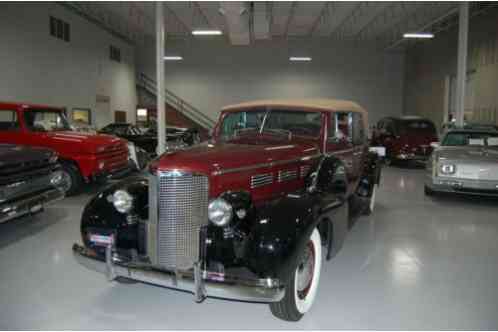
top-left (455, 2), bottom-right (469, 127)
top-left (156, 2), bottom-right (166, 154)
top-left (443, 75), bottom-right (450, 123)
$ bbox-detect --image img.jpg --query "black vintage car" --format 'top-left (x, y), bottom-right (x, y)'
top-left (0, 144), bottom-right (65, 223)
top-left (99, 123), bottom-right (201, 155)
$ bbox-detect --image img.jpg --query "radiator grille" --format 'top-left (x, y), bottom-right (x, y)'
top-left (251, 173), bottom-right (273, 188)
top-left (300, 165), bottom-right (311, 178)
top-left (157, 171), bottom-right (209, 270)
top-left (278, 169), bottom-right (298, 183)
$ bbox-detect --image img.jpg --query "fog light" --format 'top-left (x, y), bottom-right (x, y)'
top-left (98, 161), bottom-right (105, 170)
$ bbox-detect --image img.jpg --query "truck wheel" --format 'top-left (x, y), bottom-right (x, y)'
top-left (424, 185), bottom-right (435, 196)
top-left (60, 163), bottom-right (82, 196)
top-left (270, 228), bottom-right (322, 321)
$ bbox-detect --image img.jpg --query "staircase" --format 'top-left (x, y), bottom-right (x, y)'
top-left (136, 73), bottom-right (216, 133)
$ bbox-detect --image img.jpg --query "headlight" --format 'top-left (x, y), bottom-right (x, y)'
top-left (208, 198), bottom-right (232, 227)
top-left (98, 161), bottom-right (105, 170)
top-left (113, 190), bottom-right (133, 213)
top-left (439, 163), bottom-right (456, 175)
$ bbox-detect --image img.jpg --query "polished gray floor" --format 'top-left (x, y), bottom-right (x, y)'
top-left (1, 167), bottom-right (498, 329)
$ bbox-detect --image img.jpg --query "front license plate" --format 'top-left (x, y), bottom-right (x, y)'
top-left (89, 234), bottom-right (114, 246)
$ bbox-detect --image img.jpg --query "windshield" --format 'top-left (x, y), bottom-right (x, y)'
top-left (442, 132), bottom-right (498, 147)
top-left (24, 109), bottom-right (71, 132)
top-left (398, 120), bottom-right (436, 135)
top-left (220, 109), bottom-right (322, 140)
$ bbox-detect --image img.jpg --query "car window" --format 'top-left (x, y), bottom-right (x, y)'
top-left (264, 110), bottom-right (322, 138)
top-left (399, 120), bottom-right (436, 135)
top-left (334, 112), bottom-right (352, 143)
top-left (0, 110), bottom-right (20, 131)
top-left (24, 109), bottom-right (71, 132)
top-left (352, 113), bottom-right (365, 145)
top-left (442, 132), bottom-right (498, 146)
top-left (220, 110), bottom-right (266, 138)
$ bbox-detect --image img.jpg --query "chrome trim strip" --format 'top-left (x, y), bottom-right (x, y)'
top-left (147, 172), bottom-right (158, 265)
top-left (250, 173), bottom-right (273, 188)
top-left (212, 153), bottom-right (321, 176)
top-left (277, 169), bottom-right (298, 182)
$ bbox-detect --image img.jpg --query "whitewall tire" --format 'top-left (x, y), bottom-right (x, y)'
top-left (269, 227), bottom-right (322, 321)
top-left (365, 184), bottom-right (377, 215)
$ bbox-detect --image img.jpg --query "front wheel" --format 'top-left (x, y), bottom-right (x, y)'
top-left (60, 163), bottom-right (82, 196)
top-left (269, 228), bottom-right (322, 321)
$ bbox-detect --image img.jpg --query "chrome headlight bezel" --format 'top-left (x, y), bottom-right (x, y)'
top-left (208, 198), bottom-right (233, 227)
top-left (113, 190), bottom-right (133, 214)
top-left (439, 163), bottom-right (456, 175)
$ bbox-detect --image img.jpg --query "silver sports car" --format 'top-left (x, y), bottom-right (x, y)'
top-left (425, 127), bottom-right (498, 196)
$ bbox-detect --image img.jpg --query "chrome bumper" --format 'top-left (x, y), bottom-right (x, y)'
top-left (72, 243), bottom-right (285, 303)
top-left (0, 187), bottom-right (65, 224)
top-left (426, 175), bottom-right (498, 196)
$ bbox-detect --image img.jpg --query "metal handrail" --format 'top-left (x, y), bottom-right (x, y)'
top-left (137, 73), bottom-right (216, 130)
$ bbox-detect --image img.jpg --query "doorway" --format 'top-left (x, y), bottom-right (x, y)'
top-left (95, 95), bottom-right (111, 129)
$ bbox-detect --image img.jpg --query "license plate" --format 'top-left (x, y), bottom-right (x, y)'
top-left (89, 234), bottom-right (114, 246)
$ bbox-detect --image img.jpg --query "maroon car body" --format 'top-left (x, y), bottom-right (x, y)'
top-left (372, 116), bottom-right (438, 164)
top-left (73, 99), bottom-right (382, 322)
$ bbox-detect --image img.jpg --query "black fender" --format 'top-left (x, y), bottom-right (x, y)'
top-left (80, 176), bottom-right (148, 253)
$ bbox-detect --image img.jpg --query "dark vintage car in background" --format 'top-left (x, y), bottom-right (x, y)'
top-left (425, 127), bottom-right (498, 197)
top-left (99, 123), bottom-right (201, 156)
top-left (0, 144), bottom-right (65, 224)
top-left (0, 102), bottom-right (131, 195)
top-left (372, 116), bottom-right (438, 165)
top-left (73, 99), bottom-right (382, 321)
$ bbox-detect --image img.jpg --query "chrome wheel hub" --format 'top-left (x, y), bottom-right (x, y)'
top-left (296, 241), bottom-right (315, 299)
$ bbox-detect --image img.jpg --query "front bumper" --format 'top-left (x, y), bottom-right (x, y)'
top-left (0, 187), bottom-right (64, 224)
top-left (72, 243), bottom-right (285, 303)
top-left (394, 152), bottom-right (430, 162)
top-left (426, 175), bottom-right (498, 196)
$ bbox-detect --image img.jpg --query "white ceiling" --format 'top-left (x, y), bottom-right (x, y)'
top-left (64, 2), bottom-right (497, 50)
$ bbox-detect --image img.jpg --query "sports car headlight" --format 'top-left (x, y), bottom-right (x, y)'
top-left (113, 190), bottom-right (133, 213)
top-left (208, 198), bottom-right (233, 227)
top-left (440, 164), bottom-right (456, 175)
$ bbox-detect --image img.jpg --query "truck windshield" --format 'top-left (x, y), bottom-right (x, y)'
top-left (24, 109), bottom-right (71, 132)
top-left (220, 109), bottom-right (322, 140)
top-left (442, 132), bottom-right (498, 147)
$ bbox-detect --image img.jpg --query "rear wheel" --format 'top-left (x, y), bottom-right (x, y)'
top-left (60, 163), bottom-right (82, 196)
top-left (270, 228), bottom-right (322, 321)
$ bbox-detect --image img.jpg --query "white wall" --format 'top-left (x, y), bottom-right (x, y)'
top-left (137, 38), bottom-right (405, 124)
top-left (0, 2), bottom-right (137, 128)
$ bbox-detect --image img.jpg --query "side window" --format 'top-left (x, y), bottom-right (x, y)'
top-left (335, 112), bottom-right (353, 143)
top-left (0, 110), bottom-right (20, 131)
top-left (352, 113), bottom-right (365, 145)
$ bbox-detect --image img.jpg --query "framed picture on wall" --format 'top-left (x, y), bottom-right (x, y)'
top-left (72, 108), bottom-right (92, 125)
top-left (115, 110), bottom-right (127, 123)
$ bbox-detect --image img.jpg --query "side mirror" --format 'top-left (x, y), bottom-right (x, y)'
top-left (430, 142), bottom-right (439, 149)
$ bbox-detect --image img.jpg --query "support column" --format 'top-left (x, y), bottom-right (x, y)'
top-left (156, 2), bottom-right (166, 154)
top-left (443, 75), bottom-right (451, 123)
top-left (455, 2), bottom-right (469, 127)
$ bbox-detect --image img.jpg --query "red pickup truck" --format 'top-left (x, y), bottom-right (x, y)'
top-left (0, 101), bottom-right (131, 195)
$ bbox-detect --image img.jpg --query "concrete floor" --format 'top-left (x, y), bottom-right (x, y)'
top-left (1, 166), bottom-right (498, 329)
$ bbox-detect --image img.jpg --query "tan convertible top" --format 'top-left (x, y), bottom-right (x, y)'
top-left (221, 98), bottom-right (367, 115)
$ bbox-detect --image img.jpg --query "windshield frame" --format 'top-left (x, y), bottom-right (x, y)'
top-left (23, 108), bottom-right (72, 132)
top-left (217, 108), bottom-right (324, 141)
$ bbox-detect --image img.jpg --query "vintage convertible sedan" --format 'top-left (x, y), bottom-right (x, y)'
top-left (425, 127), bottom-right (498, 196)
top-left (73, 99), bottom-right (382, 321)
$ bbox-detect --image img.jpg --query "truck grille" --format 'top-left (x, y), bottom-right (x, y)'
top-left (157, 171), bottom-right (209, 270)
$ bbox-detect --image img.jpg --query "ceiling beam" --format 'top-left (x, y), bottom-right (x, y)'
top-left (283, 2), bottom-right (297, 37)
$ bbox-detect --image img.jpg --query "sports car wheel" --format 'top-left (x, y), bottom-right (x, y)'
top-left (269, 228), bottom-right (322, 321)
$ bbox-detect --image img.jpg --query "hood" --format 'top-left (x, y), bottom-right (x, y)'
top-left (397, 132), bottom-right (438, 148)
top-left (43, 131), bottom-right (126, 154)
top-left (0, 144), bottom-right (55, 169)
top-left (154, 138), bottom-right (320, 176)
top-left (436, 146), bottom-right (498, 163)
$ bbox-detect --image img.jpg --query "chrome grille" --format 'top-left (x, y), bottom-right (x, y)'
top-left (278, 169), bottom-right (298, 182)
top-left (251, 173), bottom-right (273, 188)
top-left (157, 171), bottom-right (209, 270)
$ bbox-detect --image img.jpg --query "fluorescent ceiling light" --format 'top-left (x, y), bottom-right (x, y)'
top-left (289, 56), bottom-right (312, 62)
top-left (163, 56), bottom-right (183, 61)
top-left (403, 32), bottom-right (434, 39)
top-left (192, 30), bottom-right (223, 36)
